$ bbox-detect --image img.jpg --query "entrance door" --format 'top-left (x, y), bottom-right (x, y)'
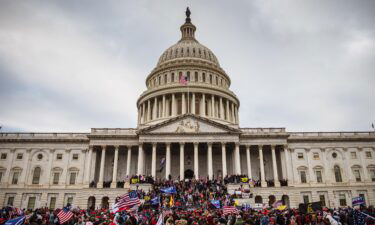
top-left (184, 169), bottom-right (194, 179)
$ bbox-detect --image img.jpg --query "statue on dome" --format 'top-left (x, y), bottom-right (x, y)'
top-left (185, 7), bottom-right (191, 23)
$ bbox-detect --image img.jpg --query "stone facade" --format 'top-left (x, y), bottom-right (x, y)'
top-left (0, 10), bottom-right (375, 210)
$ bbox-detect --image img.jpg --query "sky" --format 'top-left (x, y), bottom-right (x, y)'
top-left (0, 0), bottom-right (374, 132)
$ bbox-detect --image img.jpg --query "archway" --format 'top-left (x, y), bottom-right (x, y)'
top-left (184, 169), bottom-right (194, 179)
top-left (282, 195), bottom-right (290, 207)
top-left (101, 196), bottom-right (109, 209)
top-left (87, 196), bottom-right (96, 210)
top-left (255, 195), bottom-right (263, 204)
top-left (268, 195), bottom-right (276, 206)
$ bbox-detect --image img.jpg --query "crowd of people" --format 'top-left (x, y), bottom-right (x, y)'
top-left (1, 179), bottom-right (374, 225)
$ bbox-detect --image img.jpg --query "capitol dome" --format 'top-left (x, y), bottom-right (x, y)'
top-left (137, 8), bottom-right (240, 128)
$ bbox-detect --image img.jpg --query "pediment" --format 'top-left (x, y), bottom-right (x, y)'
top-left (139, 114), bottom-right (241, 134)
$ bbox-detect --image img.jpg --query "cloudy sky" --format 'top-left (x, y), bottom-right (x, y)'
top-left (0, 0), bottom-right (374, 132)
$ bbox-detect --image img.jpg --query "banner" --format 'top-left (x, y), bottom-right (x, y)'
top-left (352, 196), bottom-right (365, 206)
top-left (161, 186), bottom-right (177, 194)
top-left (242, 193), bottom-right (250, 198)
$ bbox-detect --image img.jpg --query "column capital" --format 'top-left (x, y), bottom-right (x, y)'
top-left (342, 147), bottom-right (349, 152)
top-left (152, 142), bottom-right (157, 147)
top-left (179, 142), bottom-right (185, 146)
top-left (193, 142), bottom-right (199, 147)
top-left (258, 145), bottom-right (263, 150)
top-left (10, 148), bottom-right (16, 153)
top-left (207, 142), bottom-right (213, 147)
top-left (245, 145), bottom-right (250, 149)
top-left (89, 145), bottom-right (94, 151)
top-left (49, 148), bottom-right (56, 153)
top-left (165, 142), bottom-right (171, 147)
top-left (235, 142), bottom-right (240, 147)
top-left (271, 145), bottom-right (276, 150)
top-left (358, 147), bottom-right (364, 152)
top-left (101, 145), bottom-right (106, 150)
top-left (114, 145), bottom-right (120, 150)
top-left (127, 145), bottom-right (132, 150)
top-left (221, 142), bottom-right (226, 147)
top-left (65, 149), bottom-right (71, 153)
top-left (305, 148), bottom-right (311, 152)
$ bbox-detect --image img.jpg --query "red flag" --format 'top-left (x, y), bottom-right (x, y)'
top-left (179, 74), bottom-right (188, 85)
top-left (57, 208), bottom-right (73, 224)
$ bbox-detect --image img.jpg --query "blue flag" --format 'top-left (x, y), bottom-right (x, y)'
top-left (211, 200), bottom-right (221, 209)
top-left (352, 197), bottom-right (365, 206)
top-left (5, 216), bottom-right (25, 225)
top-left (160, 186), bottom-right (177, 194)
top-left (151, 196), bottom-right (160, 205)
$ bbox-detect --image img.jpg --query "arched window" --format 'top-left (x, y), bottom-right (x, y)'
top-left (202, 73), bottom-right (206, 82)
top-left (255, 196), bottom-right (263, 204)
top-left (171, 73), bottom-right (175, 82)
top-left (334, 165), bottom-right (342, 182)
top-left (187, 71), bottom-right (190, 81)
top-left (32, 167), bottom-right (41, 184)
top-left (194, 72), bottom-right (198, 82)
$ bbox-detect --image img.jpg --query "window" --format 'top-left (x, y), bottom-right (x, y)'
top-left (202, 73), bottom-right (206, 82)
top-left (0, 171), bottom-right (3, 182)
top-left (297, 153), bottom-right (304, 159)
top-left (313, 153), bottom-right (320, 160)
top-left (194, 72), bottom-right (198, 82)
top-left (369, 169), bottom-right (375, 182)
top-left (27, 197), bottom-right (36, 209)
top-left (16, 153), bottom-right (23, 160)
top-left (303, 195), bottom-right (309, 204)
top-left (49, 197), bottom-right (56, 210)
top-left (316, 171), bottom-right (323, 183)
top-left (171, 73), bottom-right (175, 82)
top-left (334, 166), bottom-right (342, 182)
top-left (353, 169), bottom-right (361, 182)
top-left (339, 193), bottom-right (346, 206)
top-left (69, 172), bottom-right (77, 185)
top-left (37, 154), bottom-right (43, 160)
top-left (319, 195), bottom-right (326, 207)
top-left (72, 154), bottom-right (79, 160)
top-left (53, 172), bottom-right (60, 185)
top-left (12, 171), bottom-right (20, 184)
top-left (300, 171), bottom-right (307, 183)
top-left (351, 152), bottom-right (357, 159)
top-left (366, 151), bottom-right (372, 158)
top-left (67, 197), bottom-right (74, 205)
top-left (56, 154), bottom-right (63, 160)
top-left (7, 196), bottom-right (14, 206)
top-left (1, 153), bottom-right (7, 159)
top-left (332, 152), bottom-right (337, 158)
top-left (359, 194), bottom-right (366, 203)
top-left (32, 167), bottom-right (41, 184)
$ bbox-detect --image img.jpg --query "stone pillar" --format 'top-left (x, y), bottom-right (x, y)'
top-left (226, 99), bottom-right (230, 121)
top-left (219, 97), bottom-right (224, 119)
top-left (259, 145), bottom-right (266, 187)
top-left (180, 143), bottom-right (185, 180)
top-left (246, 145), bottom-right (252, 178)
top-left (182, 93), bottom-right (186, 114)
top-left (235, 105), bottom-right (239, 124)
top-left (172, 94), bottom-right (176, 116)
top-left (166, 143), bottom-right (171, 180)
top-left (111, 146), bottom-right (119, 188)
top-left (151, 143), bottom-right (157, 178)
top-left (126, 146), bottom-right (132, 176)
top-left (207, 143), bottom-right (213, 180)
top-left (271, 145), bottom-right (280, 187)
top-left (98, 146), bottom-right (106, 188)
top-left (306, 148), bottom-right (314, 184)
top-left (211, 95), bottom-right (215, 117)
top-left (147, 100), bottom-right (151, 121)
top-left (231, 103), bottom-right (235, 123)
top-left (194, 143), bottom-right (199, 179)
top-left (201, 94), bottom-right (206, 117)
top-left (153, 97), bottom-right (158, 119)
top-left (321, 148), bottom-right (330, 184)
top-left (137, 107), bottom-right (141, 124)
top-left (284, 145), bottom-right (293, 185)
top-left (191, 93), bottom-right (196, 114)
top-left (235, 143), bottom-right (241, 174)
top-left (84, 146), bottom-right (93, 185)
top-left (358, 147), bottom-right (369, 181)
top-left (141, 103), bottom-right (146, 123)
top-left (162, 95), bottom-right (166, 117)
top-left (221, 143), bottom-right (227, 178)
top-left (343, 148), bottom-right (352, 182)
top-left (137, 143), bottom-right (144, 175)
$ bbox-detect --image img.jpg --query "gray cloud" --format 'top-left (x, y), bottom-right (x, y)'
top-left (0, 0), bottom-right (374, 132)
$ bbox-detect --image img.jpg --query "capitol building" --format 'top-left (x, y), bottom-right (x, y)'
top-left (0, 9), bottom-right (374, 210)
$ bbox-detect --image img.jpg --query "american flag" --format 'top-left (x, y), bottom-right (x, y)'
top-left (113, 191), bottom-right (141, 213)
top-left (179, 74), bottom-right (188, 85)
top-left (223, 206), bottom-right (240, 215)
top-left (57, 207), bottom-right (73, 224)
top-left (353, 210), bottom-right (367, 225)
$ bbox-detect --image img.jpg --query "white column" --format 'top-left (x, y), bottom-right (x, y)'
top-left (343, 148), bottom-right (353, 182)
top-left (173, 94), bottom-right (177, 116)
top-left (180, 143), bottom-right (185, 180)
top-left (182, 93), bottom-right (186, 114)
top-left (219, 97), bottom-right (224, 119)
top-left (162, 95), bottom-right (166, 117)
top-left (358, 147), bottom-right (369, 181)
top-left (137, 107), bottom-right (141, 124)
top-left (151, 143), bottom-right (157, 178)
top-left (98, 146), bottom-right (106, 188)
top-left (284, 145), bottom-right (293, 185)
top-left (259, 145), bottom-right (266, 187)
top-left (211, 95), bottom-right (215, 117)
top-left (306, 148), bottom-right (314, 184)
top-left (84, 146), bottom-right (93, 185)
top-left (141, 103), bottom-right (145, 123)
top-left (147, 100), bottom-right (151, 121)
top-left (226, 99), bottom-right (230, 121)
top-left (137, 144), bottom-right (144, 175)
top-left (246, 145), bottom-right (252, 178)
top-left (191, 93), bottom-right (195, 114)
top-left (126, 146), bottom-right (132, 176)
top-left (235, 143), bottom-right (241, 174)
top-left (235, 105), bottom-right (239, 124)
top-left (153, 97), bottom-right (158, 119)
top-left (231, 103), bottom-right (235, 123)
top-left (201, 94), bottom-right (206, 116)
top-left (271, 145), bottom-right (280, 187)
top-left (111, 146), bottom-right (119, 188)
top-left (207, 143), bottom-right (213, 180)
top-left (321, 148), bottom-right (330, 184)
top-left (166, 143), bottom-right (171, 179)
top-left (194, 143), bottom-right (199, 179)
top-left (221, 143), bottom-right (227, 178)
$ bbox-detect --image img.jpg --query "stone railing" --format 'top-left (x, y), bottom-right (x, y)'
top-left (289, 132), bottom-right (375, 137)
top-left (241, 128), bottom-right (286, 133)
top-left (0, 132), bottom-right (88, 139)
top-left (91, 128), bottom-right (137, 135)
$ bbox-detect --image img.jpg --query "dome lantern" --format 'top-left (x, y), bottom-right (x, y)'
top-left (180, 7), bottom-right (196, 41)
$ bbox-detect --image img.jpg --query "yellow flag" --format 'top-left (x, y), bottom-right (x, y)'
top-left (170, 196), bottom-right (174, 207)
top-left (277, 205), bottom-right (287, 211)
top-left (234, 200), bottom-right (239, 206)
